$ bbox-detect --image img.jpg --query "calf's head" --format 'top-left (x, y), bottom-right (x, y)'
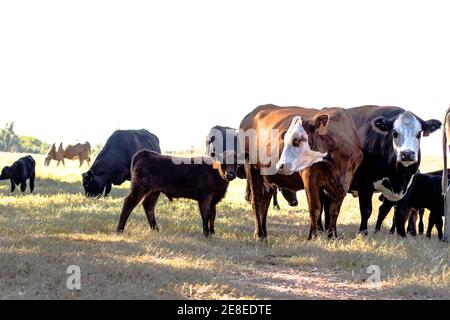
top-left (0, 166), bottom-right (12, 180)
top-left (276, 115), bottom-right (328, 175)
top-left (82, 170), bottom-right (110, 197)
top-left (373, 111), bottom-right (441, 167)
top-left (213, 150), bottom-right (238, 181)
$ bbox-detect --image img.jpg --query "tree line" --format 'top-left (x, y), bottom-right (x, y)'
top-left (0, 122), bottom-right (50, 154)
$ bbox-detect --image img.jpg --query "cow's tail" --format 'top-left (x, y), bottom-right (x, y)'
top-left (443, 106), bottom-right (450, 195)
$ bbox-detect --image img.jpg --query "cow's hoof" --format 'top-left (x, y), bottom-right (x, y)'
top-left (116, 229), bottom-right (124, 234)
top-left (150, 224), bottom-right (159, 232)
top-left (374, 229), bottom-right (380, 234)
top-left (273, 205), bottom-right (280, 211)
top-left (359, 230), bottom-right (369, 236)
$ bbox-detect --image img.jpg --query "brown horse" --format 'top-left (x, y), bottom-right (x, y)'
top-left (45, 142), bottom-right (91, 167)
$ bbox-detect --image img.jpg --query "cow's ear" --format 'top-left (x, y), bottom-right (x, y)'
top-left (280, 131), bottom-right (287, 141)
top-left (314, 115), bottom-right (329, 136)
top-left (421, 119), bottom-right (442, 137)
top-left (372, 117), bottom-right (394, 133)
top-left (212, 161), bottom-right (221, 170)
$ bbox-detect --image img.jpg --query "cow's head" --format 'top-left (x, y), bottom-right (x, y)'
top-left (373, 111), bottom-right (441, 167)
top-left (280, 188), bottom-right (298, 206)
top-left (0, 166), bottom-right (12, 180)
top-left (82, 170), bottom-right (110, 197)
top-left (44, 143), bottom-right (56, 166)
top-left (212, 150), bottom-right (238, 181)
top-left (276, 115), bottom-right (328, 175)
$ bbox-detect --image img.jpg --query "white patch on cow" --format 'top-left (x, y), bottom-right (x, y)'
top-left (392, 112), bottom-right (422, 166)
top-left (276, 116), bottom-right (327, 175)
top-left (373, 175), bottom-right (415, 202)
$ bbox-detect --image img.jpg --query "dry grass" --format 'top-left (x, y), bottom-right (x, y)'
top-left (0, 152), bottom-right (448, 300)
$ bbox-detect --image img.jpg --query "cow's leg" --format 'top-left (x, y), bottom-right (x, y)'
top-left (209, 204), bottom-right (217, 234)
top-left (407, 208), bottom-right (418, 236)
top-left (199, 194), bottom-right (213, 237)
top-left (61, 158), bottom-right (65, 167)
top-left (327, 197), bottom-right (344, 239)
top-left (426, 214), bottom-right (434, 238)
top-left (10, 180), bottom-right (15, 192)
top-left (323, 194), bottom-right (331, 231)
top-left (375, 199), bottom-right (395, 232)
top-left (272, 187), bottom-right (280, 210)
top-left (389, 216), bottom-right (396, 234)
top-left (245, 162), bottom-right (270, 239)
top-left (20, 180), bottom-right (27, 192)
top-left (245, 181), bottom-right (251, 204)
top-left (302, 174), bottom-right (322, 240)
top-left (79, 157), bottom-right (84, 167)
top-left (116, 189), bottom-right (146, 233)
top-left (104, 181), bottom-right (112, 197)
top-left (142, 192), bottom-right (160, 231)
top-left (57, 160), bottom-right (60, 167)
top-left (358, 185), bottom-right (374, 235)
top-left (435, 214), bottom-right (444, 240)
top-left (29, 173), bottom-right (35, 193)
top-left (418, 209), bottom-right (425, 235)
top-left (261, 187), bottom-right (274, 237)
top-left (393, 199), bottom-right (410, 238)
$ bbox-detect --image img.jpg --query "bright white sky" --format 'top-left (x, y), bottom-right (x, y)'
top-left (1, 0), bottom-right (449, 155)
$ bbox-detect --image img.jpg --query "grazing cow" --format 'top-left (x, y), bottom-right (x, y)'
top-left (206, 125), bottom-right (298, 209)
top-left (376, 169), bottom-right (450, 237)
top-left (0, 155), bottom-right (36, 193)
top-left (82, 129), bottom-right (161, 197)
top-left (347, 106), bottom-right (441, 237)
top-left (239, 104), bottom-right (363, 239)
top-left (45, 142), bottom-right (91, 167)
top-left (116, 150), bottom-right (238, 236)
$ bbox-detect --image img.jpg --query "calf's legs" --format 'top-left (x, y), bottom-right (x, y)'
top-left (142, 192), bottom-right (160, 231)
top-left (117, 189), bottom-right (146, 232)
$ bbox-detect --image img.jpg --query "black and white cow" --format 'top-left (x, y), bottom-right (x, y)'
top-left (206, 125), bottom-right (298, 208)
top-left (347, 106), bottom-right (441, 237)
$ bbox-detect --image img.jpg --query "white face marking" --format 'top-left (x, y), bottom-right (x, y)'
top-left (392, 112), bottom-right (422, 167)
top-left (276, 116), bottom-right (327, 175)
top-left (373, 175), bottom-right (415, 202)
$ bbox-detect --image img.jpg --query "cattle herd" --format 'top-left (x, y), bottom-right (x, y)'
top-left (2, 105), bottom-right (450, 242)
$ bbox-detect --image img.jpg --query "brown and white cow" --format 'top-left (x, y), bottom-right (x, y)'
top-left (239, 104), bottom-right (363, 240)
top-left (45, 142), bottom-right (91, 167)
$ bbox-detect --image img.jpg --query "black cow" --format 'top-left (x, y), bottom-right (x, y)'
top-left (206, 125), bottom-right (298, 209)
top-left (376, 173), bottom-right (446, 240)
top-left (0, 155), bottom-right (36, 193)
top-left (347, 106), bottom-right (441, 237)
top-left (376, 169), bottom-right (450, 238)
top-left (117, 150), bottom-right (237, 236)
top-left (82, 129), bottom-right (161, 197)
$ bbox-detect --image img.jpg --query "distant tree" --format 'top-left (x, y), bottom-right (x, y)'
top-left (17, 136), bottom-right (50, 154)
top-left (91, 143), bottom-right (104, 156)
top-left (0, 122), bottom-right (20, 152)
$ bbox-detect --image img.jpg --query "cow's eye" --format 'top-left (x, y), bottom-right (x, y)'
top-left (292, 138), bottom-right (300, 147)
top-left (416, 131), bottom-right (422, 139)
top-left (392, 131), bottom-right (399, 139)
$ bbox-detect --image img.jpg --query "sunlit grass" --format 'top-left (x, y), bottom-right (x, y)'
top-left (0, 152), bottom-right (448, 299)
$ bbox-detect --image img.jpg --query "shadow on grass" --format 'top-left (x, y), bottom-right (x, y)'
top-left (0, 177), bottom-right (129, 198)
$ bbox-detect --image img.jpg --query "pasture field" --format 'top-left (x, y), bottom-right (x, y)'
top-left (0, 151), bottom-right (449, 300)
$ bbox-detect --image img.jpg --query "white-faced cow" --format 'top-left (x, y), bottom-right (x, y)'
top-left (347, 106), bottom-right (441, 237)
top-left (240, 104), bottom-right (363, 240)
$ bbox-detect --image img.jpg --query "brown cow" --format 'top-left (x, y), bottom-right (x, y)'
top-left (239, 104), bottom-right (363, 240)
top-left (45, 142), bottom-right (91, 167)
top-left (116, 150), bottom-right (238, 236)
